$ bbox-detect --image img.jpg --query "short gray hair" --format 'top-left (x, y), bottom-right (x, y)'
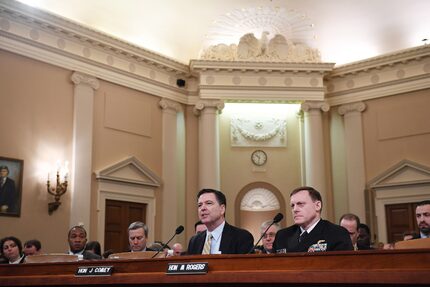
top-left (128, 221), bottom-right (148, 237)
top-left (260, 220), bottom-right (280, 234)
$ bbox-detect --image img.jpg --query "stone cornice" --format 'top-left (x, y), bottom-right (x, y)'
top-left (328, 45), bottom-right (430, 78)
top-left (0, 0), bottom-right (190, 104)
top-left (190, 61), bottom-right (333, 102)
top-left (325, 45), bottom-right (430, 106)
top-left (0, 0), bottom-right (189, 74)
top-left (190, 60), bottom-right (335, 74)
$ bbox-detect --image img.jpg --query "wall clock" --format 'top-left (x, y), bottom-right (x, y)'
top-left (251, 150), bottom-right (267, 166)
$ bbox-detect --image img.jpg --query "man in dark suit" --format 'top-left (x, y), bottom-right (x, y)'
top-left (67, 226), bottom-right (102, 260)
top-left (273, 186), bottom-right (353, 253)
top-left (339, 213), bottom-right (371, 250)
top-left (128, 221), bottom-right (156, 252)
top-left (187, 189), bottom-right (254, 254)
top-left (414, 200), bottom-right (430, 239)
top-left (0, 165), bottom-right (17, 214)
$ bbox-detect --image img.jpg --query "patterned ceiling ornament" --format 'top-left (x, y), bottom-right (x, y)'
top-left (231, 115), bottom-right (287, 147)
top-left (200, 7), bottom-right (320, 62)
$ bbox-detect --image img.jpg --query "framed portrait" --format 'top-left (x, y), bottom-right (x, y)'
top-left (0, 156), bottom-right (24, 217)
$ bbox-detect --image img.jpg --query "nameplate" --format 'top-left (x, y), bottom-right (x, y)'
top-left (166, 262), bottom-right (208, 275)
top-left (75, 266), bottom-right (113, 277)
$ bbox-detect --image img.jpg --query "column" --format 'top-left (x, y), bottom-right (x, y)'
top-left (301, 101), bottom-right (330, 218)
top-left (70, 72), bottom-right (99, 233)
top-left (159, 99), bottom-right (183, 241)
top-left (194, 100), bottom-right (224, 190)
top-left (338, 102), bottom-right (367, 221)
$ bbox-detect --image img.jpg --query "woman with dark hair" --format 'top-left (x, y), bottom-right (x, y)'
top-left (85, 241), bottom-right (102, 257)
top-left (1, 236), bottom-right (25, 264)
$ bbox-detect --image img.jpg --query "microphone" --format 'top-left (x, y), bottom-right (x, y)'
top-left (151, 225), bottom-right (184, 258)
top-left (248, 213), bottom-right (283, 254)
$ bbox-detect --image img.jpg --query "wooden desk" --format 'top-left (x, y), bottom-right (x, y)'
top-left (1, 249), bottom-right (429, 286)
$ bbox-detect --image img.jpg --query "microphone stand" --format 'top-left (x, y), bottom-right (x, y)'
top-left (151, 227), bottom-right (184, 258)
top-left (248, 213), bottom-right (283, 254)
top-left (248, 221), bottom-right (276, 254)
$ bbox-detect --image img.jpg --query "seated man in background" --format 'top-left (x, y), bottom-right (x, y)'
top-left (23, 239), bottom-right (42, 256)
top-left (255, 220), bottom-right (280, 254)
top-left (414, 200), bottom-right (430, 239)
top-left (339, 213), bottom-right (371, 250)
top-left (166, 242), bottom-right (183, 257)
top-left (194, 220), bottom-right (207, 234)
top-left (187, 189), bottom-right (254, 254)
top-left (128, 221), bottom-right (155, 252)
top-left (357, 223), bottom-right (373, 249)
top-left (273, 186), bottom-right (353, 253)
top-left (67, 226), bottom-right (102, 260)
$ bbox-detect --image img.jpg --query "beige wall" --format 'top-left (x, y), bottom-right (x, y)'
top-left (330, 89), bottom-right (430, 225)
top-left (362, 90), bottom-right (430, 180)
top-left (0, 50), bottom-right (166, 252)
top-left (91, 79), bottom-right (164, 241)
top-left (219, 106), bottom-right (302, 228)
top-left (0, 50), bottom-right (73, 252)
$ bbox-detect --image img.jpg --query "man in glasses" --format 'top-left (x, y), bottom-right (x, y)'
top-left (255, 220), bottom-right (280, 254)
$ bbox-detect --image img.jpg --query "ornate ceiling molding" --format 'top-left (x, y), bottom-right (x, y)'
top-left (0, 0), bottom-right (190, 103)
top-left (191, 60), bottom-right (334, 102)
top-left (326, 45), bottom-right (430, 106)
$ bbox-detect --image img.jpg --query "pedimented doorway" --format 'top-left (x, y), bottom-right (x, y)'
top-left (95, 156), bottom-right (161, 251)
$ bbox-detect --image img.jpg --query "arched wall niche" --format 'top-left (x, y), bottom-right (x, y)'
top-left (235, 182), bottom-right (286, 243)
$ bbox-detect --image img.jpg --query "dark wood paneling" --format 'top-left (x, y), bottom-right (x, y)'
top-left (1, 250), bottom-right (430, 286)
top-left (105, 200), bottom-right (147, 253)
top-left (385, 202), bottom-right (419, 243)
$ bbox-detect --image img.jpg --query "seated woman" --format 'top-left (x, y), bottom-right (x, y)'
top-left (85, 241), bottom-right (102, 257)
top-left (1, 236), bottom-right (25, 264)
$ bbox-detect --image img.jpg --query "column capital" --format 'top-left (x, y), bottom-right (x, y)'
top-left (159, 99), bottom-right (183, 113)
top-left (71, 72), bottom-right (100, 90)
top-left (193, 100), bottom-right (225, 116)
top-left (338, 102), bottom-right (366, 115)
top-left (301, 101), bottom-right (330, 113)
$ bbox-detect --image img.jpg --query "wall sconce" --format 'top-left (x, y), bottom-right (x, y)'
top-left (47, 162), bottom-right (68, 215)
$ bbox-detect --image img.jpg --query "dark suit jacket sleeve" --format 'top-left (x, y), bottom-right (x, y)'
top-left (219, 223), bottom-right (254, 254)
top-left (330, 223), bottom-right (354, 251)
top-left (187, 231), bottom-right (205, 255)
top-left (0, 178), bottom-right (17, 212)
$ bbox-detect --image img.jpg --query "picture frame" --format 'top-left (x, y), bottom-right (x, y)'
top-left (0, 156), bottom-right (24, 217)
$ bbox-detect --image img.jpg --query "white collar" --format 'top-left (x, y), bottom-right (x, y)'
top-left (208, 220), bottom-right (225, 243)
top-left (300, 218), bottom-right (321, 234)
top-left (9, 254), bottom-right (24, 264)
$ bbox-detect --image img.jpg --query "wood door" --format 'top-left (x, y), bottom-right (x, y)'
top-left (104, 199), bottom-right (147, 253)
top-left (385, 202), bottom-right (418, 243)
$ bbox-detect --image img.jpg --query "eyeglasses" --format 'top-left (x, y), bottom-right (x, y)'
top-left (262, 232), bottom-right (276, 239)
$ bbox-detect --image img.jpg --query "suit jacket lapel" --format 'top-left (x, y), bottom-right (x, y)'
top-left (219, 222), bottom-right (231, 253)
top-left (297, 220), bottom-right (325, 251)
top-left (288, 227), bottom-right (301, 251)
top-left (195, 231), bottom-right (206, 254)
